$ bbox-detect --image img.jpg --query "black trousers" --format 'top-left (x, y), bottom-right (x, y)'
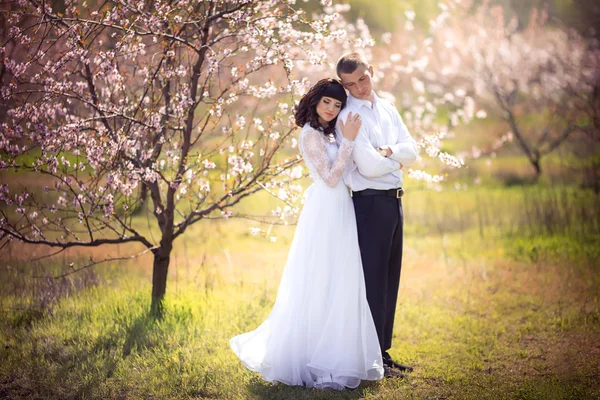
top-left (353, 194), bottom-right (403, 353)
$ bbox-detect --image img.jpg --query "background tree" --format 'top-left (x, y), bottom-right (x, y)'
top-left (420, 1), bottom-right (597, 180)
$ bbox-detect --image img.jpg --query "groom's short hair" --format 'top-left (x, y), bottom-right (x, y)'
top-left (336, 53), bottom-right (369, 77)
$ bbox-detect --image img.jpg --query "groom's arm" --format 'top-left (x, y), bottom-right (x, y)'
top-left (382, 109), bottom-right (419, 167)
top-left (346, 127), bottom-right (401, 178)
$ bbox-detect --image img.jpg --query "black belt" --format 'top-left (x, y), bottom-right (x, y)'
top-left (351, 188), bottom-right (404, 198)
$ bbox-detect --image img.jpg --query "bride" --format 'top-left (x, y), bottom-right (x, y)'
top-left (230, 78), bottom-right (384, 390)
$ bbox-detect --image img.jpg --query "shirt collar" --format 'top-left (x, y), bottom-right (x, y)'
top-left (348, 91), bottom-right (378, 110)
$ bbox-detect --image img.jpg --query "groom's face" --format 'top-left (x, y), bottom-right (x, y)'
top-left (339, 65), bottom-right (374, 101)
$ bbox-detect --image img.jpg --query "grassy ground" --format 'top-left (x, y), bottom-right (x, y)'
top-left (0, 184), bottom-right (599, 399)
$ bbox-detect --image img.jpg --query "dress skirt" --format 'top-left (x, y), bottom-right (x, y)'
top-left (230, 179), bottom-right (384, 390)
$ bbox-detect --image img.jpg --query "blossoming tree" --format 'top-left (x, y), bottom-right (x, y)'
top-left (0, 0), bottom-right (353, 315)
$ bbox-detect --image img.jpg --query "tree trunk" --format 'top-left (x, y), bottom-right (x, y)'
top-left (151, 243), bottom-right (172, 318)
top-left (532, 158), bottom-right (542, 182)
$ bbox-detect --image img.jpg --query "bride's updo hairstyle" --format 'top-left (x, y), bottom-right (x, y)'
top-left (294, 78), bottom-right (347, 136)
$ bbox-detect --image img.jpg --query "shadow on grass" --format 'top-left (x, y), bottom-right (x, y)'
top-left (42, 311), bottom-right (159, 398)
top-left (246, 376), bottom-right (381, 400)
top-left (80, 311), bottom-right (156, 384)
top-left (121, 312), bottom-right (156, 358)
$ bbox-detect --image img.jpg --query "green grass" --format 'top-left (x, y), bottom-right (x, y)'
top-left (1, 183), bottom-right (599, 399)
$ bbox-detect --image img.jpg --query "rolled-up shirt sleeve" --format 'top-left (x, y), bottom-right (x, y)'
top-left (387, 111), bottom-right (419, 167)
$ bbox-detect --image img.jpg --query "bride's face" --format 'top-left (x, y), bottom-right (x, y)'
top-left (316, 96), bottom-right (343, 125)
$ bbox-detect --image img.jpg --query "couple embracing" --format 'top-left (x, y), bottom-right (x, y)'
top-left (230, 52), bottom-right (419, 389)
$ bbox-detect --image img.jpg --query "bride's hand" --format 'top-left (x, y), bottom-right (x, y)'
top-left (338, 112), bottom-right (361, 141)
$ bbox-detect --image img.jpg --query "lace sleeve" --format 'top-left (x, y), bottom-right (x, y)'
top-left (301, 127), bottom-right (355, 187)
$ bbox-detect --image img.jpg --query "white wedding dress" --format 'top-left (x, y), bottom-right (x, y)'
top-left (230, 124), bottom-right (384, 390)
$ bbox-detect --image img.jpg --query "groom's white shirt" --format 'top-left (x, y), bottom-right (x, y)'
top-left (336, 91), bottom-right (419, 191)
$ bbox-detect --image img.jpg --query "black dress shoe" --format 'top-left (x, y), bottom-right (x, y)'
top-left (383, 353), bottom-right (414, 372)
top-left (383, 366), bottom-right (406, 379)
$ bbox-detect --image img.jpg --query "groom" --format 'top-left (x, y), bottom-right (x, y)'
top-left (335, 53), bottom-right (418, 377)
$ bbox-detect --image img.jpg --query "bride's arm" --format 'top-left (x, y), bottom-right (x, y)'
top-left (301, 127), bottom-right (355, 187)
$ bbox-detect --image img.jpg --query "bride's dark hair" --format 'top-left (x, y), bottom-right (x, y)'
top-left (294, 79), bottom-right (347, 136)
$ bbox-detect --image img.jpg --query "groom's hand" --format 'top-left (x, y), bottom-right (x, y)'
top-left (377, 146), bottom-right (392, 157)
